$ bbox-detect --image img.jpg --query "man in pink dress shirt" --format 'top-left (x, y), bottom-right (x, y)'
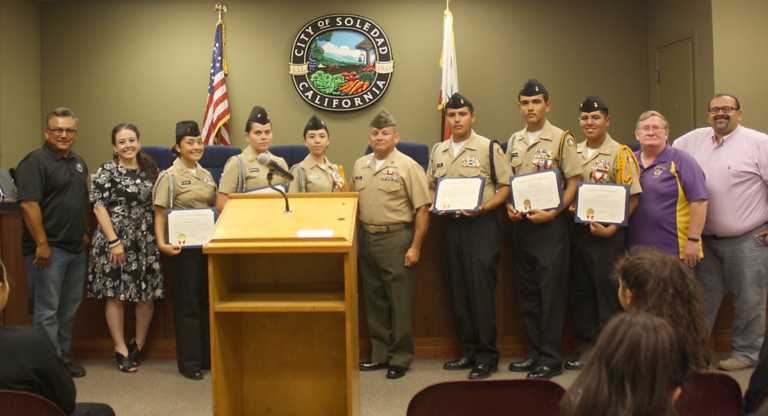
top-left (673, 94), bottom-right (768, 371)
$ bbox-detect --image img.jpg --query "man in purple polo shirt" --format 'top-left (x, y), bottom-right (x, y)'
top-left (673, 94), bottom-right (768, 371)
top-left (628, 110), bottom-right (708, 267)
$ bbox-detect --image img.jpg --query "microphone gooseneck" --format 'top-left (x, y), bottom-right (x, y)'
top-left (267, 171), bottom-right (291, 213)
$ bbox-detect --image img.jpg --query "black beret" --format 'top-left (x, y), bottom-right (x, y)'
top-left (579, 96), bottom-right (609, 114)
top-left (175, 120), bottom-right (200, 142)
top-left (445, 93), bottom-right (474, 112)
top-left (519, 79), bottom-right (549, 101)
top-left (303, 115), bottom-right (328, 136)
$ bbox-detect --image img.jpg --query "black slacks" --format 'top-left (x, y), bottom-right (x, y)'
top-left (511, 212), bottom-right (570, 368)
top-left (442, 212), bottom-right (500, 366)
top-left (164, 248), bottom-right (211, 374)
top-left (570, 224), bottom-right (625, 349)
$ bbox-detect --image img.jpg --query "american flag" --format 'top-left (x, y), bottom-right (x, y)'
top-left (201, 19), bottom-right (231, 145)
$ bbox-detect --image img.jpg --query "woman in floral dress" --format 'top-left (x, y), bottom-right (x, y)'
top-left (88, 123), bottom-right (162, 373)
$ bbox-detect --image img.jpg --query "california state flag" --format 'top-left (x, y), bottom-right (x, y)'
top-left (438, 3), bottom-right (459, 140)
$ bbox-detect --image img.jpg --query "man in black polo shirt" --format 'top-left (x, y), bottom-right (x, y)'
top-left (16, 107), bottom-right (90, 377)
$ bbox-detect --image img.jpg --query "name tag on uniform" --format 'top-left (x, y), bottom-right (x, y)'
top-left (247, 167), bottom-right (261, 173)
top-left (462, 156), bottom-right (480, 168)
top-left (436, 162), bottom-right (445, 168)
top-left (180, 180), bottom-right (192, 185)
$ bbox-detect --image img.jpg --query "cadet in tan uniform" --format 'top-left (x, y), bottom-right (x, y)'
top-left (354, 110), bottom-right (431, 379)
top-left (570, 96), bottom-right (642, 363)
top-left (505, 80), bottom-right (581, 380)
top-left (216, 105), bottom-right (290, 211)
top-left (288, 115), bottom-right (345, 193)
top-left (153, 120), bottom-right (217, 380)
top-left (427, 93), bottom-right (511, 380)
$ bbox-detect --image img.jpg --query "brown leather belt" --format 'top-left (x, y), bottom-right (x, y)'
top-left (361, 223), bottom-right (408, 234)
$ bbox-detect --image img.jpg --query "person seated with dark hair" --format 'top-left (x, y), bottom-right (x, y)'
top-left (614, 247), bottom-right (712, 370)
top-left (561, 312), bottom-right (690, 416)
top-left (0, 261), bottom-right (114, 416)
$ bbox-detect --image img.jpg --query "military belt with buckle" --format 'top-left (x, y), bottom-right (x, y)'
top-left (361, 223), bottom-right (408, 234)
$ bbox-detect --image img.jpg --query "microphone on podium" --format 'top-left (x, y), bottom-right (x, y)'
top-left (257, 153), bottom-right (292, 213)
top-left (257, 153), bottom-right (294, 181)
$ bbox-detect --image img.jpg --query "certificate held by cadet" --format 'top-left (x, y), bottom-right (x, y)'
top-left (433, 177), bottom-right (485, 213)
top-left (509, 170), bottom-right (562, 212)
top-left (167, 208), bottom-right (216, 247)
top-left (575, 183), bottom-right (629, 225)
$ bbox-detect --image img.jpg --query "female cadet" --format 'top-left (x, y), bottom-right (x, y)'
top-left (568, 96), bottom-right (642, 369)
top-left (288, 115), bottom-right (345, 193)
top-left (216, 105), bottom-right (291, 211)
top-left (153, 120), bottom-right (217, 380)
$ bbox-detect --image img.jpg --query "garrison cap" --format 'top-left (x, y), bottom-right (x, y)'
top-left (175, 120), bottom-right (200, 142)
top-left (369, 109), bottom-right (397, 129)
top-left (519, 79), bottom-right (549, 101)
top-left (445, 93), bottom-right (474, 112)
top-left (303, 115), bottom-right (328, 136)
top-left (245, 105), bottom-right (270, 131)
top-left (579, 96), bottom-right (609, 114)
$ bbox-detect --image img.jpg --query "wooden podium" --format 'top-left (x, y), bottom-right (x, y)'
top-left (204, 193), bottom-right (359, 416)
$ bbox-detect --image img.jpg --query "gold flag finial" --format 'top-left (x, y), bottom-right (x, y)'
top-left (215, 3), bottom-right (228, 22)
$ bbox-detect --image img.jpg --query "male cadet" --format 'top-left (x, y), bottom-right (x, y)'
top-left (15, 107), bottom-right (90, 378)
top-left (570, 96), bottom-right (641, 365)
top-left (216, 105), bottom-right (291, 211)
top-left (674, 94), bottom-right (768, 371)
top-left (353, 109), bottom-right (431, 379)
top-left (505, 80), bottom-right (581, 380)
top-left (427, 93), bottom-right (511, 379)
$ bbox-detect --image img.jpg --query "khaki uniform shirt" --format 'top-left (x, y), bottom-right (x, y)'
top-left (288, 154), bottom-right (344, 193)
top-left (506, 120), bottom-right (581, 179)
top-left (218, 146), bottom-right (290, 194)
top-left (576, 133), bottom-right (642, 195)
top-left (352, 149), bottom-right (431, 225)
top-left (153, 158), bottom-right (217, 209)
top-left (427, 131), bottom-right (511, 204)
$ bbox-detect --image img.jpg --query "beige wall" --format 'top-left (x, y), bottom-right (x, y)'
top-left (41, 0), bottom-right (649, 171)
top-left (0, 0), bottom-right (42, 169)
top-left (647, 0), bottom-right (714, 129)
top-left (712, 0), bottom-right (768, 133)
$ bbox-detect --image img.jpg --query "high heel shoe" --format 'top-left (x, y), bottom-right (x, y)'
top-left (115, 351), bottom-right (138, 373)
top-left (127, 339), bottom-right (142, 366)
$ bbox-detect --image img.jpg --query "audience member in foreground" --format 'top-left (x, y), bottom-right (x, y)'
top-left (560, 312), bottom-right (689, 416)
top-left (0, 261), bottom-right (115, 415)
top-left (614, 247), bottom-right (712, 370)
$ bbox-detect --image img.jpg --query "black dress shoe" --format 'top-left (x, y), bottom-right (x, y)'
top-left (443, 357), bottom-right (475, 370)
top-left (527, 365), bottom-right (563, 380)
top-left (469, 363), bottom-right (497, 380)
top-left (62, 360), bottom-right (86, 378)
top-left (181, 369), bottom-right (204, 380)
top-left (564, 359), bottom-right (584, 371)
top-left (508, 358), bottom-right (537, 372)
top-left (127, 339), bottom-right (142, 366)
top-left (359, 360), bottom-right (388, 371)
top-left (386, 365), bottom-right (408, 379)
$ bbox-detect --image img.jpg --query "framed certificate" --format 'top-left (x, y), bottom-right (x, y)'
top-left (509, 169), bottom-right (563, 213)
top-left (167, 208), bottom-right (216, 248)
top-left (432, 176), bottom-right (485, 213)
top-left (575, 183), bottom-right (630, 226)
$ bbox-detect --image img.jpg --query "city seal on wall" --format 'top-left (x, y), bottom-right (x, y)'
top-left (289, 14), bottom-right (394, 112)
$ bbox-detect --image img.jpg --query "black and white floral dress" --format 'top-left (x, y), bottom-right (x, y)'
top-left (87, 160), bottom-right (163, 301)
